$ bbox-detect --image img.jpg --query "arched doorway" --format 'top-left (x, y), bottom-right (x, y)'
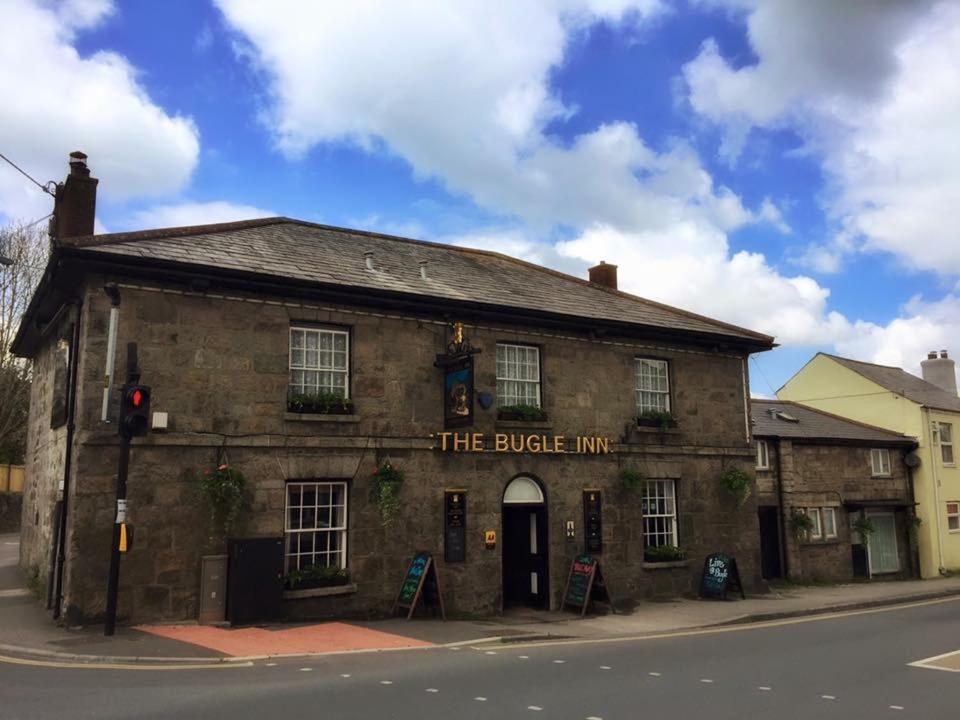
top-left (502, 475), bottom-right (548, 609)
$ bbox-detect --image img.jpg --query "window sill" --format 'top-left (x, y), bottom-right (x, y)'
top-left (642, 560), bottom-right (689, 569)
top-left (284, 413), bottom-right (361, 423)
top-left (283, 583), bottom-right (358, 600)
top-left (632, 425), bottom-right (682, 435)
top-left (496, 419), bottom-right (554, 430)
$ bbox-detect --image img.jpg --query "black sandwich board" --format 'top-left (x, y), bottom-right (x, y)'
top-left (392, 551), bottom-right (446, 620)
top-left (561, 554), bottom-right (614, 616)
top-left (699, 552), bottom-right (745, 600)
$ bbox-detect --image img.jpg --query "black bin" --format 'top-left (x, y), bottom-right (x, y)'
top-left (227, 537), bottom-right (284, 625)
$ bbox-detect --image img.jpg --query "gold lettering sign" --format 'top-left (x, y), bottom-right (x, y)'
top-left (432, 432), bottom-right (612, 455)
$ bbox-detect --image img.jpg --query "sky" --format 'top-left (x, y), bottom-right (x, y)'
top-left (1, 0), bottom-right (959, 396)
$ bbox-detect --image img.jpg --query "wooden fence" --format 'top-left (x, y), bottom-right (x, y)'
top-left (0, 465), bottom-right (24, 493)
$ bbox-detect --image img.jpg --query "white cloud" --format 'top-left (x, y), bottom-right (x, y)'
top-left (0, 0), bottom-right (200, 223)
top-left (125, 201), bottom-right (274, 231)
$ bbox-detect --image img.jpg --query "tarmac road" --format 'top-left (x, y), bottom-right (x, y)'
top-left (2, 595), bottom-right (959, 719)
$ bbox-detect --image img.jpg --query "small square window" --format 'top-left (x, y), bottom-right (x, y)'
top-left (756, 440), bottom-right (770, 470)
top-left (870, 448), bottom-right (891, 477)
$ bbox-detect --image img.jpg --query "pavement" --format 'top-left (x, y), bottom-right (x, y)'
top-left (4, 532), bottom-right (960, 665)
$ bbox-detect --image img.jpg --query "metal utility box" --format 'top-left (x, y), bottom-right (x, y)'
top-left (226, 537), bottom-right (284, 625)
top-left (199, 554), bottom-right (227, 624)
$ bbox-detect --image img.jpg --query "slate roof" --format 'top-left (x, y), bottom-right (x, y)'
top-left (822, 353), bottom-right (960, 413)
top-left (751, 400), bottom-right (915, 444)
top-left (63, 218), bottom-right (773, 346)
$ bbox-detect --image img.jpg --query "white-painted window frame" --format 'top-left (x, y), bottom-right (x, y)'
top-left (756, 440), bottom-right (770, 470)
top-left (288, 326), bottom-right (350, 398)
top-left (948, 501), bottom-right (960, 533)
top-left (284, 481), bottom-right (348, 572)
top-left (635, 358), bottom-right (670, 415)
top-left (642, 479), bottom-right (678, 549)
top-left (804, 507), bottom-right (822, 540)
top-left (870, 448), bottom-right (891, 477)
top-left (940, 423), bottom-right (955, 466)
top-left (496, 343), bottom-right (542, 408)
top-left (823, 507), bottom-right (838, 539)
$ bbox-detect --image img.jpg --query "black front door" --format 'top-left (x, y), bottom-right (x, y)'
top-left (758, 506), bottom-right (782, 579)
top-left (502, 505), bottom-right (548, 608)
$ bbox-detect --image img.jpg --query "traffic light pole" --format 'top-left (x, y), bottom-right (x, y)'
top-left (104, 344), bottom-right (140, 636)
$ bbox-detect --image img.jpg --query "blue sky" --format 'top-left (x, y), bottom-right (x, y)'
top-left (2, 1), bottom-right (959, 395)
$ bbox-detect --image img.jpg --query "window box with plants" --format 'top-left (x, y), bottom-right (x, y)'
top-left (643, 544), bottom-right (686, 565)
top-left (287, 391), bottom-right (355, 415)
top-left (636, 409), bottom-right (677, 430)
top-left (496, 403), bottom-right (548, 422)
top-left (283, 564), bottom-right (352, 591)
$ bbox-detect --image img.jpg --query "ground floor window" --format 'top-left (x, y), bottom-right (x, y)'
top-left (948, 502), bottom-right (960, 532)
top-left (285, 481), bottom-right (348, 571)
top-left (822, 507), bottom-right (837, 538)
top-left (641, 479), bottom-right (678, 548)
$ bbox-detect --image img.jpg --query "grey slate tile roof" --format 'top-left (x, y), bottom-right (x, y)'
top-left (66, 218), bottom-right (773, 345)
top-left (751, 399), bottom-right (915, 444)
top-left (823, 353), bottom-right (960, 413)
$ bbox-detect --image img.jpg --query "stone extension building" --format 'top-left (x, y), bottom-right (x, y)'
top-left (15, 155), bottom-right (774, 625)
top-left (752, 399), bottom-right (918, 583)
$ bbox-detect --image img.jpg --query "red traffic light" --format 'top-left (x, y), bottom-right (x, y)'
top-left (131, 389), bottom-right (143, 408)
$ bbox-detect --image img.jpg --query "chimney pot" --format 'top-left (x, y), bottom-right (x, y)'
top-left (941, 350), bottom-right (949, 359)
top-left (928, 351), bottom-right (938, 359)
top-left (418, 260), bottom-right (428, 280)
top-left (53, 151), bottom-right (97, 241)
top-left (363, 251), bottom-right (374, 271)
top-left (588, 261), bottom-right (618, 290)
top-left (921, 349), bottom-right (958, 396)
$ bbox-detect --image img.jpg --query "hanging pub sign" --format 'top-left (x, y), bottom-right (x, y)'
top-left (583, 490), bottom-right (602, 554)
top-left (699, 552), bottom-right (745, 600)
top-left (442, 356), bottom-right (474, 429)
top-left (392, 551), bottom-right (446, 620)
top-left (444, 490), bottom-right (467, 563)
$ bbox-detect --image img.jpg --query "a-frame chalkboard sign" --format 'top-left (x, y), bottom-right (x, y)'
top-left (699, 553), bottom-right (745, 600)
top-left (561, 555), bottom-right (614, 616)
top-left (392, 551), bottom-right (446, 620)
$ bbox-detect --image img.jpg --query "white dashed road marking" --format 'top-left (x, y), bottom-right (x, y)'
top-left (298, 668), bottom-right (312, 672)
top-left (426, 688), bottom-right (439, 693)
top-left (821, 695), bottom-right (836, 701)
top-left (527, 706), bottom-right (543, 711)
top-left (553, 660), bottom-right (566, 664)
top-left (647, 672), bottom-right (660, 677)
top-left (890, 706), bottom-right (904, 711)
top-left (264, 662), bottom-right (277, 667)
top-left (700, 678), bottom-right (714, 684)
top-left (599, 665), bottom-right (611, 670)
top-left (586, 716), bottom-right (603, 720)
top-left (474, 697), bottom-right (487, 702)
top-left (380, 681), bottom-right (393, 685)
top-left (519, 655), bottom-right (529, 659)
top-left (757, 686), bottom-right (771, 691)
top-left (485, 651), bottom-right (497, 655)
top-left (340, 674), bottom-right (351, 678)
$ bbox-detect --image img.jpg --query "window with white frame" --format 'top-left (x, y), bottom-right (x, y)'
top-left (635, 358), bottom-right (670, 414)
top-left (289, 326), bottom-right (349, 398)
top-left (948, 502), bottom-right (960, 532)
top-left (285, 482), bottom-right (348, 572)
top-left (803, 508), bottom-right (822, 539)
top-left (496, 344), bottom-right (541, 407)
top-left (641, 479), bottom-right (678, 548)
top-left (756, 440), bottom-right (770, 470)
top-left (940, 423), bottom-right (955, 465)
top-left (823, 507), bottom-right (838, 539)
top-left (870, 448), bottom-right (891, 477)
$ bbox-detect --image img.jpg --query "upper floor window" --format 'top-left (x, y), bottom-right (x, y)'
top-left (940, 423), bottom-right (955, 465)
top-left (870, 448), bottom-right (891, 477)
top-left (756, 440), bottom-right (770, 470)
top-left (289, 326), bottom-right (349, 399)
top-left (496, 344), bottom-right (541, 407)
top-left (635, 358), bottom-right (670, 414)
top-left (948, 502), bottom-right (959, 532)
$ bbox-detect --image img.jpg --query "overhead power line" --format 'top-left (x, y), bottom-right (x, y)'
top-left (0, 151), bottom-right (56, 196)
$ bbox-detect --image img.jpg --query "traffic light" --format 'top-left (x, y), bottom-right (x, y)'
top-left (119, 383), bottom-right (151, 437)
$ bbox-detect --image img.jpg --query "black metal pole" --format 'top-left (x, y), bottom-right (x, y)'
top-left (104, 343), bottom-right (138, 636)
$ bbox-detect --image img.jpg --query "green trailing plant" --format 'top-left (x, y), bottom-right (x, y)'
top-left (909, 515), bottom-right (923, 542)
top-left (199, 464), bottom-right (246, 535)
top-left (719, 467), bottom-right (753, 506)
top-left (618, 468), bottom-right (645, 491)
top-left (288, 391), bottom-right (354, 414)
top-left (637, 409), bottom-right (676, 430)
top-left (373, 460), bottom-right (405, 526)
top-left (791, 509), bottom-right (814, 540)
top-left (497, 403), bottom-right (548, 421)
top-left (643, 545), bottom-right (685, 563)
top-left (284, 565), bottom-right (350, 590)
top-left (852, 516), bottom-right (876, 545)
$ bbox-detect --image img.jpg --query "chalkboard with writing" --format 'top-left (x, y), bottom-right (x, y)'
top-left (699, 553), bottom-right (745, 600)
top-left (393, 551), bottom-right (446, 620)
top-left (562, 555), bottom-right (614, 616)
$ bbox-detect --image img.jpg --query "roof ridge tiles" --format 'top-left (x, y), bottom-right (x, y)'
top-left (753, 398), bottom-right (914, 440)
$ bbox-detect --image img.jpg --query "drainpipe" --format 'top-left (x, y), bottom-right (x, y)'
top-left (100, 285), bottom-right (120, 421)
top-left (776, 438), bottom-right (789, 580)
top-left (51, 299), bottom-right (83, 619)
top-left (906, 461), bottom-right (920, 578)
top-left (923, 408), bottom-right (947, 575)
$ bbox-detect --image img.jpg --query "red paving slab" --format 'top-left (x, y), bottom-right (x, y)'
top-left (135, 622), bottom-right (434, 657)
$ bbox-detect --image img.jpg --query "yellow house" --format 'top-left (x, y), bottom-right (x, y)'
top-left (779, 351), bottom-right (960, 578)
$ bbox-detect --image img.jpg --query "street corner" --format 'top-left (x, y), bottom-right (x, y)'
top-left (135, 621), bottom-right (436, 658)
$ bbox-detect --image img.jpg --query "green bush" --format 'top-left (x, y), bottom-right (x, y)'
top-left (719, 467), bottom-right (753, 506)
top-left (618, 468), bottom-right (645, 490)
top-left (644, 545), bottom-right (685, 562)
top-left (637, 409), bottom-right (676, 430)
top-left (497, 403), bottom-right (548, 421)
top-left (288, 391), bottom-right (354, 414)
top-left (373, 461), bottom-right (405, 526)
top-left (285, 565), bottom-right (350, 590)
top-left (199, 464), bottom-right (246, 534)
top-left (791, 509), bottom-right (814, 540)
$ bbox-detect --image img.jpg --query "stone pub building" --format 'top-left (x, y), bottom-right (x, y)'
top-left (16, 156), bottom-right (774, 625)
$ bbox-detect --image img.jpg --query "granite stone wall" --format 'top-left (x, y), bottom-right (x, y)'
top-left (53, 278), bottom-right (761, 624)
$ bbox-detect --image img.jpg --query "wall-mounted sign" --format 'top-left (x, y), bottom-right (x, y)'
top-left (433, 432), bottom-right (611, 455)
top-left (442, 356), bottom-right (474, 429)
top-left (583, 490), bottom-right (602, 554)
top-left (444, 491), bottom-right (467, 563)
top-left (484, 530), bottom-right (497, 548)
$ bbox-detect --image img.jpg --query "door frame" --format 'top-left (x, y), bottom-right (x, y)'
top-left (865, 510), bottom-right (900, 576)
top-left (501, 474), bottom-right (549, 609)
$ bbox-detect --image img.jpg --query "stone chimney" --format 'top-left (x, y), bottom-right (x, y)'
top-left (52, 151), bottom-right (98, 241)
top-left (921, 350), bottom-right (958, 396)
top-left (588, 260), bottom-right (618, 290)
